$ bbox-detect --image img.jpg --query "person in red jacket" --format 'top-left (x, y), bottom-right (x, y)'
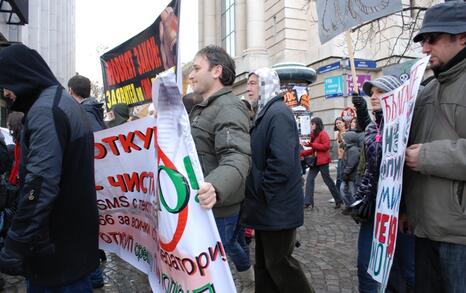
top-left (301, 117), bottom-right (342, 209)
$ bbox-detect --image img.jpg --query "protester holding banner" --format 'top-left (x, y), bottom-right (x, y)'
top-left (188, 46), bottom-right (254, 291)
top-left (0, 44), bottom-right (99, 291)
top-left (302, 117), bottom-right (342, 209)
top-left (242, 67), bottom-right (314, 293)
top-left (403, 3), bottom-right (466, 292)
top-left (351, 75), bottom-right (415, 292)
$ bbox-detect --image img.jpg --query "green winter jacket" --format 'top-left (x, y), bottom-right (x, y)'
top-left (404, 52), bottom-right (466, 245)
top-left (189, 87), bottom-right (251, 218)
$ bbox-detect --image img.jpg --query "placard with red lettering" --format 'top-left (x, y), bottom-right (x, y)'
top-left (94, 116), bottom-right (160, 285)
top-left (100, 0), bottom-right (179, 110)
top-left (153, 72), bottom-right (236, 292)
top-left (368, 56), bottom-right (430, 291)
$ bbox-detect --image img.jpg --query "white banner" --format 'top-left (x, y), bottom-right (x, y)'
top-left (368, 56), bottom-right (430, 291)
top-left (316, 0), bottom-right (402, 44)
top-left (94, 72), bottom-right (236, 292)
top-left (154, 72), bottom-right (236, 292)
top-left (94, 117), bottom-right (160, 286)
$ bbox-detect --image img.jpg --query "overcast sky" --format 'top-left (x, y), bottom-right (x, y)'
top-left (75, 0), bottom-right (198, 85)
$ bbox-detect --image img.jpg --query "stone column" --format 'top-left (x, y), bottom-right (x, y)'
top-left (235, 0), bottom-right (246, 56)
top-left (244, 0), bottom-right (268, 70)
top-left (203, 0), bottom-right (216, 46)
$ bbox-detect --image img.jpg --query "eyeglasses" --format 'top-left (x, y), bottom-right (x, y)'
top-left (420, 33), bottom-right (443, 46)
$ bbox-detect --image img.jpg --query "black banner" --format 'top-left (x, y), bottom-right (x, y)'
top-left (100, 0), bottom-right (180, 110)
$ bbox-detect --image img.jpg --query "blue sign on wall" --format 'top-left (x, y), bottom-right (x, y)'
top-left (318, 61), bottom-right (340, 74)
top-left (324, 76), bottom-right (345, 98)
top-left (354, 59), bottom-right (377, 69)
top-left (343, 58), bottom-right (377, 69)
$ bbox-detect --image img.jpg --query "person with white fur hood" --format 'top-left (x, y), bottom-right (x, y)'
top-left (242, 68), bottom-right (314, 293)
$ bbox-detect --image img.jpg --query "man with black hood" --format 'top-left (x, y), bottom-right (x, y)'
top-left (0, 44), bottom-right (99, 291)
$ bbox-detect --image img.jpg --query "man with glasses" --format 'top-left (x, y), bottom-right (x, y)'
top-left (403, 2), bottom-right (466, 292)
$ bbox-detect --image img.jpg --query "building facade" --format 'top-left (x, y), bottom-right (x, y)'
top-left (0, 0), bottom-right (75, 126)
top-left (198, 0), bottom-right (440, 137)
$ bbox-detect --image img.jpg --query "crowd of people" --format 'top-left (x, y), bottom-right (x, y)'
top-left (0, 1), bottom-right (464, 292)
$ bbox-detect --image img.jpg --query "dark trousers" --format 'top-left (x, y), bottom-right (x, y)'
top-left (304, 164), bottom-right (341, 206)
top-left (415, 237), bottom-right (466, 293)
top-left (255, 229), bottom-right (314, 293)
top-left (27, 276), bottom-right (92, 293)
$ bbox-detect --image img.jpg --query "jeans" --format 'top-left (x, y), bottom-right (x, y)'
top-left (386, 232), bottom-right (415, 292)
top-left (415, 237), bottom-right (466, 293)
top-left (255, 229), bottom-right (314, 293)
top-left (215, 215), bottom-right (251, 272)
top-left (357, 220), bottom-right (380, 293)
top-left (340, 180), bottom-right (356, 206)
top-left (27, 276), bottom-right (92, 293)
top-left (89, 266), bottom-right (104, 287)
top-left (358, 219), bottom-right (416, 293)
top-left (304, 164), bottom-right (341, 206)
top-left (336, 159), bottom-right (343, 192)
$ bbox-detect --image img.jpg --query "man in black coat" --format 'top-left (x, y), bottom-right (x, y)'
top-left (68, 74), bottom-right (106, 132)
top-left (0, 44), bottom-right (98, 291)
top-left (242, 67), bottom-right (314, 293)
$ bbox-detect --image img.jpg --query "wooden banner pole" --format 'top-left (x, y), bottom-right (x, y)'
top-left (345, 30), bottom-right (359, 95)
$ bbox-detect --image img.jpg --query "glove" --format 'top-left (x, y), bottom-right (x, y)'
top-left (342, 174), bottom-right (350, 182)
top-left (351, 94), bottom-right (366, 108)
top-left (351, 195), bottom-right (375, 224)
top-left (0, 247), bottom-right (24, 276)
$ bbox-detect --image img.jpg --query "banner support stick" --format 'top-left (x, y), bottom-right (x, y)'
top-left (345, 30), bottom-right (359, 95)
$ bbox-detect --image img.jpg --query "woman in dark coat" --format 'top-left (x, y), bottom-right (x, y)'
top-left (301, 117), bottom-right (342, 209)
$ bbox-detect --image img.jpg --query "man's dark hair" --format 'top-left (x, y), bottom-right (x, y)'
top-left (311, 117), bottom-right (324, 138)
top-left (196, 45), bottom-right (236, 86)
top-left (68, 75), bottom-right (91, 98)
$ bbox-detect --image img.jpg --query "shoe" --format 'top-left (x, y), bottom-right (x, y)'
top-left (341, 207), bottom-right (351, 215)
top-left (328, 198), bottom-right (335, 203)
top-left (99, 249), bottom-right (107, 262)
top-left (92, 281), bottom-right (104, 289)
top-left (334, 202), bottom-right (342, 209)
top-left (304, 203), bottom-right (314, 210)
top-left (238, 267), bottom-right (255, 293)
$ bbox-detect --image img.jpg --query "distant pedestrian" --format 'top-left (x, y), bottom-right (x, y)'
top-left (302, 117), bottom-right (342, 209)
top-left (339, 130), bottom-right (361, 214)
top-left (334, 117), bottom-right (347, 193)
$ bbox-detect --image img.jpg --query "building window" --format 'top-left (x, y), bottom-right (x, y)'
top-left (221, 0), bottom-right (235, 57)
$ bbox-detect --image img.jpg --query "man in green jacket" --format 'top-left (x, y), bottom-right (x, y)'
top-left (403, 2), bottom-right (466, 292)
top-left (188, 45), bottom-right (253, 291)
